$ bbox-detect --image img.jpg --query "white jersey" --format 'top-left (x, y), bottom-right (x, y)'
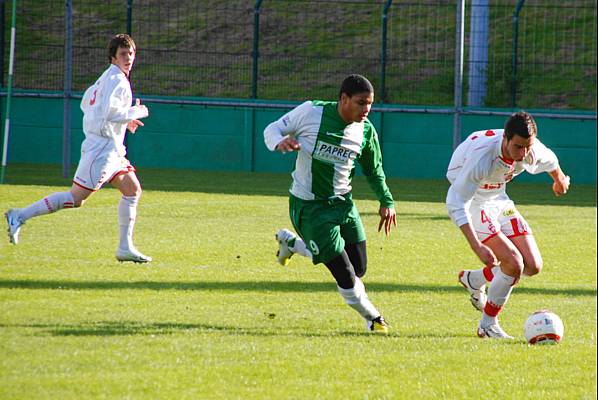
top-left (80, 64), bottom-right (148, 156)
top-left (446, 129), bottom-right (559, 227)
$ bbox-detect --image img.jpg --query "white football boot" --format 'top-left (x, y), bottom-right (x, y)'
top-left (116, 247), bottom-right (152, 263)
top-left (275, 229), bottom-right (296, 266)
top-left (458, 270), bottom-right (487, 312)
top-left (477, 322), bottom-right (514, 340)
top-left (5, 209), bottom-right (24, 245)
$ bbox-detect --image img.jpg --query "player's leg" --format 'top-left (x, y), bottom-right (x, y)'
top-left (275, 228), bottom-right (312, 266)
top-left (477, 232), bottom-right (524, 339)
top-left (510, 235), bottom-right (542, 276)
top-left (502, 210), bottom-right (542, 277)
top-left (110, 169), bottom-right (151, 263)
top-left (345, 241), bottom-right (367, 278)
top-left (274, 195), bottom-right (313, 266)
top-left (320, 201), bottom-right (387, 333)
top-left (4, 173), bottom-right (93, 245)
top-left (457, 201), bottom-right (499, 311)
top-left (324, 249), bottom-right (387, 333)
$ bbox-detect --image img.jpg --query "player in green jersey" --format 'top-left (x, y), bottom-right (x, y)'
top-left (264, 74), bottom-right (396, 333)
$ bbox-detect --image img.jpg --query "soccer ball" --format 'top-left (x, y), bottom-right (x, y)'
top-left (524, 310), bottom-right (564, 345)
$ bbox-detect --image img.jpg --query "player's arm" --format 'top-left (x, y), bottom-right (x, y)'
top-left (524, 139), bottom-right (570, 196)
top-left (103, 80), bottom-right (148, 124)
top-left (446, 160), bottom-right (498, 266)
top-left (264, 101), bottom-right (312, 153)
top-left (358, 126), bottom-right (396, 236)
top-left (548, 166), bottom-right (570, 196)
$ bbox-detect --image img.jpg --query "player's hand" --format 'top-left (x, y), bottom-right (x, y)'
top-left (473, 243), bottom-right (498, 266)
top-left (275, 137), bottom-right (301, 154)
top-left (377, 207), bottom-right (397, 236)
top-left (127, 119), bottom-right (144, 134)
top-left (133, 98), bottom-right (149, 119)
top-left (552, 174), bottom-right (570, 197)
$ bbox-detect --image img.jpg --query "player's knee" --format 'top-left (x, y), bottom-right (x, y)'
top-left (354, 262), bottom-right (367, 278)
top-left (524, 258), bottom-right (543, 277)
top-left (502, 251), bottom-right (525, 278)
top-left (126, 186), bottom-right (142, 198)
top-left (72, 198), bottom-right (85, 208)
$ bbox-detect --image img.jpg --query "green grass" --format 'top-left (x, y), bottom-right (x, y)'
top-left (0, 164), bottom-right (596, 399)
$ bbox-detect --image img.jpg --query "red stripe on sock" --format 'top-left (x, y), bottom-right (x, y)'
top-left (483, 266), bottom-right (494, 281)
top-left (43, 198), bottom-right (54, 213)
top-left (484, 301), bottom-right (502, 317)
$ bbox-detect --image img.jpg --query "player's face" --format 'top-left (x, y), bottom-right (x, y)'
top-left (338, 91), bottom-right (374, 123)
top-left (111, 46), bottom-right (136, 76)
top-left (503, 134), bottom-right (535, 161)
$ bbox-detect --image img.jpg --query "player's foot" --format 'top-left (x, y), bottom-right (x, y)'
top-left (116, 247), bottom-right (152, 263)
top-left (477, 322), bottom-right (514, 339)
top-left (458, 270), bottom-right (487, 312)
top-left (368, 315), bottom-right (389, 334)
top-left (5, 209), bottom-right (24, 245)
top-left (275, 229), bottom-right (296, 266)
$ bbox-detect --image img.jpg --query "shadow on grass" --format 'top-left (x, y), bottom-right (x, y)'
top-left (0, 320), bottom-right (476, 339)
top-left (3, 163), bottom-right (596, 206)
top-left (0, 279), bottom-right (595, 297)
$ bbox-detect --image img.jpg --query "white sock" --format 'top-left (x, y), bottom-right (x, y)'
top-left (118, 195), bottom-right (139, 250)
top-left (467, 265), bottom-right (501, 289)
top-left (19, 191), bottom-right (75, 221)
top-left (481, 268), bottom-right (516, 326)
top-left (337, 277), bottom-right (380, 321)
top-left (466, 269), bottom-right (487, 289)
top-left (288, 236), bottom-right (313, 258)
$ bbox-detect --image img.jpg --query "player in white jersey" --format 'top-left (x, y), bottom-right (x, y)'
top-left (446, 111), bottom-right (570, 338)
top-left (264, 74), bottom-right (397, 333)
top-left (4, 34), bottom-right (152, 263)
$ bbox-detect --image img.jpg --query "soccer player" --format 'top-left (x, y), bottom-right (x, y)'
top-left (264, 74), bottom-right (397, 333)
top-left (446, 111), bottom-right (570, 339)
top-left (4, 34), bottom-right (152, 263)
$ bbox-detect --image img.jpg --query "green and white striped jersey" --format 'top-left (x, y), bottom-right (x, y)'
top-left (264, 100), bottom-right (394, 208)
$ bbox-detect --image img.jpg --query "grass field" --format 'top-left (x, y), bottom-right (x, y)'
top-left (0, 164), bottom-right (596, 399)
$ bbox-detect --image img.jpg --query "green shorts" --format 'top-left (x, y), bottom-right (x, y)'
top-left (289, 193), bottom-right (366, 265)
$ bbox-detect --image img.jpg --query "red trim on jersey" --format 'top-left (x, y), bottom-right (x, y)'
top-left (483, 266), bottom-right (494, 281)
top-left (499, 156), bottom-right (514, 165)
top-left (484, 300), bottom-right (502, 317)
top-left (506, 232), bottom-right (530, 240)
top-left (485, 130), bottom-right (495, 136)
top-left (72, 180), bottom-right (96, 192)
top-left (481, 232), bottom-right (499, 243)
top-left (507, 218), bottom-right (530, 239)
top-left (471, 135), bottom-right (479, 140)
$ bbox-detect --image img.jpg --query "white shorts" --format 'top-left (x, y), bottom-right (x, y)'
top-left (469, 197), bottom-right (532, 243)
top-left (73, 138), bottom-right (135, 191)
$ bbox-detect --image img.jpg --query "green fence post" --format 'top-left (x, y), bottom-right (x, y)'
top-left (126, 0), bottom-right (133, 35)
top-left (511, 0), bottom-right (526, 108)
top-left (251, 0), bottom-right (263, 99)
top-left (380, 0), bottom-right (392, 104)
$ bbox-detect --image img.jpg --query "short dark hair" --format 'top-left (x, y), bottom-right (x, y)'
top-left (504, 111), bottom-right (537, 140)
top-left (108, 34), bottom-right (136, 62)
top-left (339, 74), bottom-right (374, 99)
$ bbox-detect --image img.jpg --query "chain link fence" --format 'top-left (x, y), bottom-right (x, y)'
top-left (2, 0), bottom-right (596, 110)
